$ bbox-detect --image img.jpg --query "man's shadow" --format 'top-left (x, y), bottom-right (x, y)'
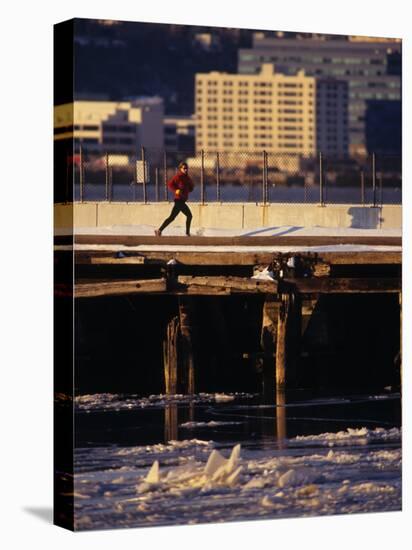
top-left (242, 226), bottom-right (302, 236)
top-left (348, 206), bottom-right (380, 228)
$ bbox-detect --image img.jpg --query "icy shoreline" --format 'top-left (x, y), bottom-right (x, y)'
top-left (73, 427), bottom-right (401, 531)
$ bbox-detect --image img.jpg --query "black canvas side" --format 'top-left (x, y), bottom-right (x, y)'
top-left (53, 18), bottom-right (74, 532)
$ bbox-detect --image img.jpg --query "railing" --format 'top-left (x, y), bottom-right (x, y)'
top-left (57, 146), bottom-right (402, 206)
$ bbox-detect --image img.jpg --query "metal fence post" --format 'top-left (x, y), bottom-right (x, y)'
top-left (79, 145), bottom-right (84, 203)
top-left (262, 150), bottom-right (266, 204)
top-left (163, 151), bottom-right (168, 201)
top-left (372, 152), bottom-right (377, 207)
top-left (105, 152), bottom-right (110, 201)
top-left (155, 167), bottom-right (159, 202)
top-left (141, 146), bottom-right (147, 204)
top-left (319, 152), bottom-right (324, 206)
top-left (379, 171), bottom-right (383, 207)
top-left (132, 154), bottom-right (138, 202)
top-left (200, 149), bottom-right (205, 205)
top-left (216, 152), bottom-right (220, 202)
top-left (109, 162), bottom-right (113, 203)
top-left (360, 170), bottom-right (365, 206)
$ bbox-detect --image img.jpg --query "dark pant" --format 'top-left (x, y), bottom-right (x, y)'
top-left (159, 200), bottom-right (193, 234)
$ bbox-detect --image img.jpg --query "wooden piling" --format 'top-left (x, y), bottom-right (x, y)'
top-left (276, 294), bottom-right (290, 390)
top-left (260, 295), bottom-right (278, 399)
top-left (163, 315), bottom-right (179, 395)
top-left (178, 297), bottom-right (196, 395)
top-left (164, 403), bottom-right (178, 442)
top-left (276, 389), bottom-right (287, 448)
top-left (301, 298), bottom-right (319, 336)
top-left (287, 293), bottom-right (302, 386)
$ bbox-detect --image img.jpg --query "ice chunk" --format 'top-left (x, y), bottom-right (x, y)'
top-left (226, 466), bottom-right (243, 486)
top-left (296, 484), bottom-right (319, 497)
top-left (136, 482), bottom-right (151, 494)
top-left (243, 477), bottom-right (268, 490)
top-left (204, 444), bottom-right (242, 485)
top-left (204, 449), bottom-right (227, 477)
top-left (145, 460), bottom-right (160, 484)
top-left (278, 469), bottom-right (308, 488)
top-left (136, 460), bottom-right (161, 493)
top-left (226, 444), bottom-right (241, 474)
top-left (214, 393), bottom-right (235, 402)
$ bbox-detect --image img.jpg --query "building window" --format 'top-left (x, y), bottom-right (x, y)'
top-left (83, 125), bottom-right (99, 131)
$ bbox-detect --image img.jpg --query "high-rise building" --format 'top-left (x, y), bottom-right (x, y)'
top-left (195, 64), bottom-right (317, 165)
top-left (238, 36), bottom-right (401, 155)
top-left (316, 79), bottom-right (349, 156)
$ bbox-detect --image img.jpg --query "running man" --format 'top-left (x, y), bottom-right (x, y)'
top-left (155, 161), bottom-right (194, 236)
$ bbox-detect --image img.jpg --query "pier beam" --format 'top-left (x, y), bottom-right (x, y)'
top-left (178, 297), bottom-right (196, 395)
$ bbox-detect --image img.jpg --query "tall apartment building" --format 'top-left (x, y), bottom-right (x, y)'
top-left (316, 79), bottom-right (349, 156)
top-left (238, 36), bottom-right (401, 155)
top-left (195, 64), bottom-right (317, 166)
top-left (54, 97), bottom-right (164, 155)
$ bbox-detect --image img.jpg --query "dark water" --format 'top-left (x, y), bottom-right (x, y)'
top-left (75, 390), bottom-right (401, 448)
top-left (71, 389), bottom-right (402, 531)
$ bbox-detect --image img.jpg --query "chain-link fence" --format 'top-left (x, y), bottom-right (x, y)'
top-left (60, 147), bottom-right (402, 206)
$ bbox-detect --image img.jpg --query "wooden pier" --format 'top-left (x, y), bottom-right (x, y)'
top-left (54, 234), bottom-right (402, 396)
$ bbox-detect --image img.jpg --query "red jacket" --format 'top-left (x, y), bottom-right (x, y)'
top-left (167, 172), bottom-right (194, 201)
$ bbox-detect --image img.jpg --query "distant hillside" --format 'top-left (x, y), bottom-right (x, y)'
top-left (73, 19), bottom-right (254, 114)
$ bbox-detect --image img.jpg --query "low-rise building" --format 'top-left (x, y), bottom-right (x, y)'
top-left (54, 97), bottom-right (164, 155)
top-left (164, 114), bottom-right (196, 154)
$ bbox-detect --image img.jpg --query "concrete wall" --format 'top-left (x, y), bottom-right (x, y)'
top-left (54, 202), bottom-right (402, 230)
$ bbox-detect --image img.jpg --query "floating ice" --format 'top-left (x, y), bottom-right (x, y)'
top-left (226, 443), bottom-right (241, 474)
top-left (278, 469), bottom-right (311, 488)
top-left (294, 426), bottom-right (401, 445)
top-left (214, 393), bottom-right (235, 403)
top-left (75, 392), bottom-right (255, 411)
top-left (75, 423), bottom-right (401, 530)
top-left (180, 421), bottom-right (242, 429)
top-left (136, 444), bottom-right (243, 494)
top-left (145, 460), bottom-right (160, 484)
top-left (204, 449), bottom-right (227, 477)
